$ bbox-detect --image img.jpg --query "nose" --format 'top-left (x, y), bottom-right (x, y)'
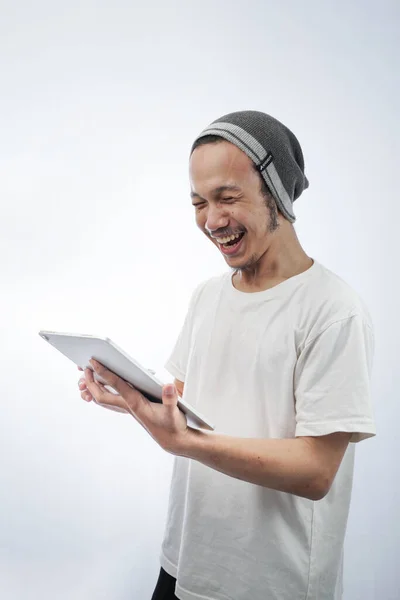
top-left (204, 204), bottom-right (230, 234)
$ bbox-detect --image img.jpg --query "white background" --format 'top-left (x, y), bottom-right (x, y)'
top-left (0, 1), bottom-right (398, 598)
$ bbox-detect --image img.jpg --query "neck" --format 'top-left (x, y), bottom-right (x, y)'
top-left (232, 219), bottom-right (313, 293)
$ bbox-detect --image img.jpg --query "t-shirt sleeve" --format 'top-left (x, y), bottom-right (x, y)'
top-left (164, 282), bottom-right (204, 382)
top-left (294, 314), bottom-right (376, 443)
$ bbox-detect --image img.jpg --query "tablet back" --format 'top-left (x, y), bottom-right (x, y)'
top-left (39, 331), bottom-right (163, 402)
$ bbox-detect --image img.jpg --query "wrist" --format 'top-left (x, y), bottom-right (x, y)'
top-left (173, 426), bottom-right (210, 458)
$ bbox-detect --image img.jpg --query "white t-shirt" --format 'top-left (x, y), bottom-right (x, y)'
top-left (160, 259), bottom-right (375, 600)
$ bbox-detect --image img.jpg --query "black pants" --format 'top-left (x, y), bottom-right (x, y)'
top-left (151, 567), bottom-right (179, 600)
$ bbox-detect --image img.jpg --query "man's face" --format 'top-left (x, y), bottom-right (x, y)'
top-left (189, 140), bottom-right (279, 271)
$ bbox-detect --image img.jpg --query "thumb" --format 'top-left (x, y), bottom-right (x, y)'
top-left (162, 383), bottom-right (178, 407)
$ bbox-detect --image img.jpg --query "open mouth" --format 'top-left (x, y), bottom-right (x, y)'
top-left (217, 231), bottom-right (246, 255)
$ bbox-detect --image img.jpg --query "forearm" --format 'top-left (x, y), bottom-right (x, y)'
top-left (177, 429), bottom-right (330, 501)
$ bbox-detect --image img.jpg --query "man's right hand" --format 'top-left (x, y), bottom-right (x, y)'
top-left (77, 366), bottom-right (129, 413)
top-left (77, 367), bottom-right (184, 412)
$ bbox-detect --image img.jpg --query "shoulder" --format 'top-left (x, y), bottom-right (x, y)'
top-left (312, 262), bottom-right (372, 322)
top-left (295, 261), bottom-right (374, 348)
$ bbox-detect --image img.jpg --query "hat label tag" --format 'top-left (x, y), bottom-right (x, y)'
top-left (258, 152), bottom-right (273, 172)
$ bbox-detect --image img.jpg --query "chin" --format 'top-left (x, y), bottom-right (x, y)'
top-left (229, 253), bottom-right (260, 272)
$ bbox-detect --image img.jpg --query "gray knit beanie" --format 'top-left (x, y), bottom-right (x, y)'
top-left (190, 110), bottom-right (309, 222)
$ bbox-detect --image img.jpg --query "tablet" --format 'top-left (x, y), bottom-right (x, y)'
top-left (39, 330), bottom-right (214, 431)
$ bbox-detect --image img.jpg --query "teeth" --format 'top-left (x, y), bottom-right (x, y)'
top-left (218, 233), bottom-right (242, 244)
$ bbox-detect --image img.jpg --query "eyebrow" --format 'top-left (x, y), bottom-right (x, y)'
top-left (190, 185), bottom-right (242, 200)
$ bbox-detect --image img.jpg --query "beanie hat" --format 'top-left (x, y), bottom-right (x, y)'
top-left (190, 110), bottom-right (309, 222)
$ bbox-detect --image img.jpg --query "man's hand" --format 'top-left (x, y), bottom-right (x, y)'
top-left (78, 359), bottom-right (189, 454)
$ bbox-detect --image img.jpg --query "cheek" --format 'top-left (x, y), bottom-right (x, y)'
top-left (230, 209), bottom-right (246, 229)
top-left (195, 211), bottom-right (205, 229)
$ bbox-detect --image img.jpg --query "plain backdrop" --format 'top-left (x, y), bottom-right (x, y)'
top-left (0, 1), bottom-right (398, 598)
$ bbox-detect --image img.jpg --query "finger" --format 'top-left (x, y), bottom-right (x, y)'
top-left (78, 375), bottom-right (91, 400)
top-left (86, 361), bottom-right (150, 424)
top-left (80, 384), bottom-right (130, 412)
top-left (84, 368), bottom-right (131, 412)
top-left (81, 390), bottom-right (93, 402)
top-left (82, 390), bottom-right (128, 413)
top-left (81, 382), bottom-right (122, 412)
top-left (79, 371), bottom-right (125, 411)
top-left (162, 383), bottom-right (178, 408)
top-left (93, 394), bottom-right (130, 413)
top-left (89, 359), bottom-right (143, 405)
top-left (78, 366), bottom-right (83, 371)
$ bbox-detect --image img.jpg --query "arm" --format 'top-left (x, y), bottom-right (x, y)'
top-left (173, 316), bottom-right (373, 501)
top-left (174, 378), bottom-right (185, 397)
top-left (170, 379), bottom-right (350, 500)
top-left (173, 378), bottom-right (350, 501)
top-left (85, 356), bottom-right (358, 502)
top-left (177, 429), bottom-right (351, 501)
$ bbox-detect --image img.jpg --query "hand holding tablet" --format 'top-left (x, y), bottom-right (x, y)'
top-left (39, 331), bottom-right (214, 432)
top-left (78, 364), bottom-right (131, 414)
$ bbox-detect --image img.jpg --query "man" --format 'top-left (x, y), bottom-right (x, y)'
top-left (78, 111), bottom-right (376, 600)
